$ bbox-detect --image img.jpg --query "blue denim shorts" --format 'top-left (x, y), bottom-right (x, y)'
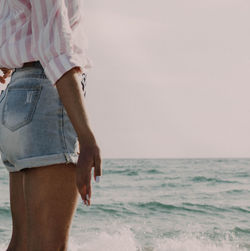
top-left (0, 61), bottom-right (87, 172)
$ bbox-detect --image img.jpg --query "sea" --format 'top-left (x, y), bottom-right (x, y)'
top-left (0, 158), bottom-right (250, 251)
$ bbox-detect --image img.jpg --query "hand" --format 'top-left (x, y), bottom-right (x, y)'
top-left (0, 68), bottom-right (13, 84)
top-left (76, 135), bottom-right (102, 207)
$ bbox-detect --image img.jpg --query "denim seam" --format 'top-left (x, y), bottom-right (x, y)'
top-left (58, 101), bottom-right (70, 163)
top-left (0, 89), bottom-right (7, 103)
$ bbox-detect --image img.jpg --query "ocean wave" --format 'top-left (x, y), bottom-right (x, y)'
top-left (178, 204), bottom-right (250, 215)
top-left (78, 203), bottom-right (138, 216)
top-left (233, 227), bottom-right (250, 234)
top-left (182, 202), bottom-right (229, 213)
top-left (103, 168), bottom-right (164, 176)
top-left (191, 176), bottom-right (238, 184)
top-left (160, 182), bottom-right (191, 188)
top-left (145, 169), bottom-right (164, 174)
top-left (103, 168), bottom-right (139, 176)
top-left (0, 207), bottom-right (10, 217)
top-left (223, 189), bottom-right (250, 195)
top-left (160, 182), bottom-right (178, 188)
top-left (234, 172), bottom-right (250, 178)
top-left (229, 207), bottom-right (250, 214)
top-left (129, 201), bottom-right (206, 214)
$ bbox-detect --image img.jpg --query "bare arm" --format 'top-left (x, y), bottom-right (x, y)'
top-left (55, 67), bottom-right (101, 206)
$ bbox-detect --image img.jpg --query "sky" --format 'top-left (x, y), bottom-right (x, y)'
top-left (82, 0), bottom-right (250, 158)
top-left (2, 0), bottom-right (250, 159)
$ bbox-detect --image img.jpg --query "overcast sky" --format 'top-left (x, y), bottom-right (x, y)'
top-left (2, 0), bottom-right (249, 159)
top-left (82, 0), bottom-right (250, 158)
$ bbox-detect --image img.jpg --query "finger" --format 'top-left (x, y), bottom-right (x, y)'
top-left (0, 67), bottom-right (9, 71)
top-left (0, 68), bottom-right (8, 73)
top-left (1, 68), bottom-right (9, 73)
top-left (76, 172), bottom-right (87, 201)
top-left (0, 77), bottom-right (5, 84)
top-left (76, 169), bottom-right (91, 206)
top-left (83, 187), bottom-right (89, 206)
top-left (3, 71), bottom-right (12, 78)
top-left (79, 184), bottom-right (87, 205)
top-left (94, 152), bottom-right (102, 181)
top-left (86, 185), bottom-right (92, 206)
top-left (1, 69), bottom-right (11, 75)
top-left (86, 170), bottom-right (92, 206)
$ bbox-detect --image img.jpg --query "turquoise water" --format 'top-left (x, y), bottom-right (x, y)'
top-left (0, 158), bottom-right (250, 250)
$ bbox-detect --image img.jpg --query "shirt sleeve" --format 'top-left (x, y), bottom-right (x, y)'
top-left (30, 0), bottom-right (91, 85)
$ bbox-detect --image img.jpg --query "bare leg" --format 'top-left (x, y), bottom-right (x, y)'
top-left (23, 163), bottom-right (78, 251)
top-left (7, 170), bottom-right (27, 251)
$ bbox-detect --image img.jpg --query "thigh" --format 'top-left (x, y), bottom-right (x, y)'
top-left (9, 170), bottom-right (27, 244)
top-left (23, 163), bottom-right (78, 249)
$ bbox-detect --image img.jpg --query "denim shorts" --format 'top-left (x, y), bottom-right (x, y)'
top-left (0, 61), bottom-right (87, 172)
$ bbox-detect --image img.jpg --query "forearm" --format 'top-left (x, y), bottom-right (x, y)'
top-left (55, 68), bottom-right (95, 146)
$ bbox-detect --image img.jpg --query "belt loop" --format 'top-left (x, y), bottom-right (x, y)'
top-left (12, 68), bottom-right (17, 75)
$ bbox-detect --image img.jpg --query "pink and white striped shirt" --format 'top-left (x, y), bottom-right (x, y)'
top-left (0, 0), bottom-right (92, 85)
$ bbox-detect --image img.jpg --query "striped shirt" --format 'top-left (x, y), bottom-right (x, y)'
top-left (0, 0), bottom-right (92, 85)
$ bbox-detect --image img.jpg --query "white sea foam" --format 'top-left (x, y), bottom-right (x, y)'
top-left (154, 236), bottom-right (247, 251)
top-left (66, 227), bottom-right (247, 251)
top-left (68, 226), bottom-right (138, 251)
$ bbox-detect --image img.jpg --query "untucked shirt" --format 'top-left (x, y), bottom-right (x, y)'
top-left (0, 0), bottom-right (92, 85)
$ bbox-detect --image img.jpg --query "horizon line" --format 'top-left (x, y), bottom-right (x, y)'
top-left (101, 157), bottom-right (250, 160)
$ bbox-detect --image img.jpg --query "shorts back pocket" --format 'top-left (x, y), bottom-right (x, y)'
top-left (2, 86), bottom-right (42, 132)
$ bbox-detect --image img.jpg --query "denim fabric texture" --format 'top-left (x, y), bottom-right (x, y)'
top-left (0, 61), bottom-right (87, 172)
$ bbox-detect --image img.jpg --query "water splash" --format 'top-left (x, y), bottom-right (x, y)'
top-left (68, 226), bottom-right (139, 251)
